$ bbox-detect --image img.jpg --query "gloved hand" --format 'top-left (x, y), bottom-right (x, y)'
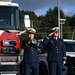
top-left (31, 40), bottom-right (40, 47)
top-left (31, 40), bottom-right (38, 45)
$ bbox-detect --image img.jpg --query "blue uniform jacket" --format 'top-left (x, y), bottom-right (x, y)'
top-left (43, 36), bottom-right (66, 62)
top-left (21, 39), bottom-right (42, 63)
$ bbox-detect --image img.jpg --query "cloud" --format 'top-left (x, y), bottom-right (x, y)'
top-left (63, 8), bottom-right (74, 16)
top-left (61, 0), bottom-right (75, 6)
top-left (35, 9), bottom-right (43, 16)
top-left (35, 7), bottom-right (49, 16)
top-left (12, 0), bottom-right (57, 16)
top-left (12, 0), bottom-right (57, 11)
top-left (63, 8), bottom-right (69, 16)
top-left (12, 0), bottom-right (75, 11)
top-left (12, 0), bottom-right (75, 16)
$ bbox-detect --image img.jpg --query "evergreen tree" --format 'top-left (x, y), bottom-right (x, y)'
top-left (19, 6), bottom-right (73, 39)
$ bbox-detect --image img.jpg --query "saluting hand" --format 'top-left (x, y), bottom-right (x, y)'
top-left (48, 32), bottom-right (54, 37)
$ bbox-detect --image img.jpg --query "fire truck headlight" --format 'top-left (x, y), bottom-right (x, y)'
top-left (3, 41), bottom-right (10, 46)
top-left (2, 40), bottom-right (16, 46)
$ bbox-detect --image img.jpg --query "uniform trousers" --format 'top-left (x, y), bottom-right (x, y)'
top-left (48, 61), bottom-right (63, 75)
top-left (24, 62), bottom-right (39, 75)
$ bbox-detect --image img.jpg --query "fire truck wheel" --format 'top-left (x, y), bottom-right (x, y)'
top-left (39, 62), bottom-right (48, 75)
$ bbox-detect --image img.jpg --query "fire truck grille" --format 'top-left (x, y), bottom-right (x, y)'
top-left (0, 56), bottom-right (17, 62)
top-left (0, 65), bottom-right (19, 72)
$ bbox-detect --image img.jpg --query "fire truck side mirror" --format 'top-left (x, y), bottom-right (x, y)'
top-left (17, 15), bottom-right (31, 36)
top-left (24, 15), bottom-right (30, 28)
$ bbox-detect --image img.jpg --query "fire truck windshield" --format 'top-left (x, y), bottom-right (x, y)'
top-left (0, 6), bottom-right (19, 30)
top-left (64, 42), bottom-right (75, 52)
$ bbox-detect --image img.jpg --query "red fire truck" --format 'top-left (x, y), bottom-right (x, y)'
top-left (0, 0), bottom-right (30, 75)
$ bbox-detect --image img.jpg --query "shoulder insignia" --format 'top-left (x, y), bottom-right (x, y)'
top-left (46, 36), bottom-right (49, 39)
top-left (26, 43), bottom-right (28, 47)
top-left (37, 42), bottom-right (40, 46)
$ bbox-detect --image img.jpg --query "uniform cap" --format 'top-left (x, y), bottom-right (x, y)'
top-left (27, 28), bottom-right (36, 34)
top-left (49, 27), bottom-right (59, 33)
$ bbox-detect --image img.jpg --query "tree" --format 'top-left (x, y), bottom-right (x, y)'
top-left (19, 7), bottom-right (73, 39)
top-left (69, 14), bottom-right (75, 39)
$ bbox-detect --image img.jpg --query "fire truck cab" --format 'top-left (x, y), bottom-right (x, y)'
top-left (0, 0), bottom-right (21, 75)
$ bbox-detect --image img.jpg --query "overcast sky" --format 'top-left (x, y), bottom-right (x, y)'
top-left (13, 0), bottom-right (75, 16)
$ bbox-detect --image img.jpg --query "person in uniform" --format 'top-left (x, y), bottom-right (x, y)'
top-left (21, 28), bottom-right (42, 75)
top-left (43, 27), bottom-right (67, 75)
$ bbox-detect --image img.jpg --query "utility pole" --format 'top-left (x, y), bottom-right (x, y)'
top-left (31, 20), bottom-right (34, 28)
top-left (57, 0), bottom-right (60, 38)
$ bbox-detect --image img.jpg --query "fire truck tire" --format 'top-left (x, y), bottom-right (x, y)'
top-left (39, 61), bottom-right (48, 75)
